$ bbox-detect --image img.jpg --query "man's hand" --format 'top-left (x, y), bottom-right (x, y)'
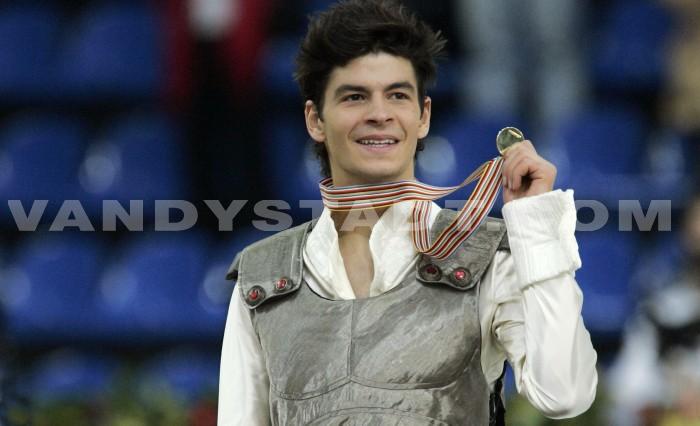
top-left (501, 140), bottom-right (557, 204)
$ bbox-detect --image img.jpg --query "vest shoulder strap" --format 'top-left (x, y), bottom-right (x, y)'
top-left (416, 209), bottom-right (509, 291)
top-left (226, 219), bottom-right (314, 309)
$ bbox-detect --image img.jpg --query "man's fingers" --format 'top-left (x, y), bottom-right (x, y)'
top-left (501, 139), bottom-right (534, 160)
top-left (500, 139), bottom-right (558, 201)
top-left (512, 157), bottom-right (539, 191)
top-left (502, 147), bottom-right (525, 188)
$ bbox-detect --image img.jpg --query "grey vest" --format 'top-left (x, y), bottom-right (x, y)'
top-left (226, 209), bottom-right (510, 425)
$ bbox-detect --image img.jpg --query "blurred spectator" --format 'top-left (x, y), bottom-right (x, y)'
top-left (187, 0), bottom-right (272, 95)
top-left (608, 194), bottom-right (700, 426)
top-left (185, 0), bottom-right (274, 201)
top-left (456, 0), bottom-right (588, 133)
top-left (660, 0), bottom-right (700, 136)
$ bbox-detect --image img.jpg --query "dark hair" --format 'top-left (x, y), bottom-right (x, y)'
top-left (294, 0), bottom-right (446, 178)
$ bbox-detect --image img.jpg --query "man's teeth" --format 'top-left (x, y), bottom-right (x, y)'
top-left (357, 139), bottom-right (397, 145)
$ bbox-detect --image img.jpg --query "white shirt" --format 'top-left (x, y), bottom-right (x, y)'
top-left (218, 189), bottom-right (598, 425)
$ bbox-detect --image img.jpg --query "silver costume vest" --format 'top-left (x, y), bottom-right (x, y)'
top-left (226, 209), bottom-right (510, 425)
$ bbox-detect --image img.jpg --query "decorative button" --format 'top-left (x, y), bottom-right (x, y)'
top-left (246, 286), bottom-right (266, 306)
top-left (450, 268), bottom-right (471, 287)
top-left (274, 277), bottom-right (292, 292)
top-left (419, 263), bottom-right (442, 281)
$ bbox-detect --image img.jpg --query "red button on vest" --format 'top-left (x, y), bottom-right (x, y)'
top-left (276, 278), bottom-right (288, 290)
top-left (453, 269), bottom-right (467, 281)
top-left (425, 265), bottom-right (438, 275)
top-left (249, 288), bottom-right (260, 300)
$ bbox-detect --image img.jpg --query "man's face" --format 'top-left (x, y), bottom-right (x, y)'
top-left (305, 52), bottom-right (431, 186)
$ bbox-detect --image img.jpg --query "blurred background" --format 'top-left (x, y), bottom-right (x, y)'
top-left (0, 0), bottom-right (698, 424)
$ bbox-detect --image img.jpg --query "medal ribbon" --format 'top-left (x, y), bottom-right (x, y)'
top-left (319, 156), bottom-right (504, 260)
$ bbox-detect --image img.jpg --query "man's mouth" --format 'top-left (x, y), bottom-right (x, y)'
top-left (355, 138), bottom-right (398, 146)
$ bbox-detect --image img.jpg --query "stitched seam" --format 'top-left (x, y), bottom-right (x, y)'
top-left (270, 375), bottom-right (351, 400)
top-left (307, 406), bottom-right (449, 425)
top-left (348, 299), bottom-right (356, 377)
top-left (348, 341), bottom-right (480, 390)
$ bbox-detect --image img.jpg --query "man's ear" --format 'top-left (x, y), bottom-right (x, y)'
top-left (417, 96), bottom-right (431, 139)
top-left (304, 100), bottom-right (325, 143)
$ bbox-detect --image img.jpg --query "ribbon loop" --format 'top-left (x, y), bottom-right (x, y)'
top-left (319, 156), bottom-right (504, 259)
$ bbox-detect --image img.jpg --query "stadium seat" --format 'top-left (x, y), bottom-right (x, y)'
top-left (139, 348), bottom-right (219, 403)
top-left (593, 0), bottom-right (673, 92)
top-left (553, 106), bottom-right (644, 206)
top-left (262, 114), bottom-right (322, 214)
top-left (79, 112), bottom-right (188, 218)
top-left (576, 225), bottom-right (638, 336)
top-left (553, 105), bottom-right (690, 207)
top-left (558, 106), bottom-right (646, 175)
top-left (259, 37), bottom-right (300, 98)
top-left (0, 114), bottom-right (87, 225)
top-left (630, 230), bottom-right (684, 298)
top-left (94, 231), bottom-right (210, 342)
top-left (58, 3), bottom-right (163, 99)
top-left (0, 233), bottom-right (104, 343)
top-left (303, 0), bottom-right (338, 15)
top-left (23, 349), bottom-right (117, 403)
top-left (0, 4), bottom-right (59, 99)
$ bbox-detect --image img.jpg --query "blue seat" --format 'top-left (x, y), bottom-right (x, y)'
top-left (263, 114), bottom-right (323, 214)
top-left (139, 348), bottom-right (219, 403)
top-left (79, 113), bottom-right (188, 217)
top-left (23, 349), bottom-right (118, 403)
top-left (59, 3), bottom-right (163, 99)
top-left (303, 0), bottom-right (339, 15)
top-left (630, 230), bottom-right (684, 298)
top-left (0, 115), bottom-right (87, 224)
top-left (555, 105), bottom-right (691, 206)
top-left (593, 1), bottom-right (672, 92)
top-left (260, 37), bottom-right (301, 98)
top-left (0, 4), bottom-right (59, 99)
top-left (559, 106), bottom-right (645, 174)
top-left (553, 106), bottom-right (651, 206)
top-left (576, 226), bottom-right (637, 336)
top-left (94, 232), bottom-right (210, 342)
top-left (430, 59), bottom-right (460, 101)
top-left (0, 233), bottom-right (104, 343)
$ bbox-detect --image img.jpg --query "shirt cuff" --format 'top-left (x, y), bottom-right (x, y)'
top-left (501, 189), bottom-right (582, 288)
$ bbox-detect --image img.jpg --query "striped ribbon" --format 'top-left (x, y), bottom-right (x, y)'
top-left (319, 156), bottom-right (504, 259)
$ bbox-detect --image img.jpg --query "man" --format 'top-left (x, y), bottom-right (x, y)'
top-left (218, 0), bottom-right (598, 424)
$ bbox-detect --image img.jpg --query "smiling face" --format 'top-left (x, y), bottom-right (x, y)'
top-left (305, 52), bottom-right (431, 187)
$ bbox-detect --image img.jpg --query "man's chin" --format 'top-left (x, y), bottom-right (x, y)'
top-left (347, 168), bottom-right (413, 185)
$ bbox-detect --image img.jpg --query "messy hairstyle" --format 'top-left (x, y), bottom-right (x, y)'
top-left (294, 0), bottom-right (446, 178)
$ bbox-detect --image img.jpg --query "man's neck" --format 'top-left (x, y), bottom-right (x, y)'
top-left (330, 206), bottom-right (390, 238)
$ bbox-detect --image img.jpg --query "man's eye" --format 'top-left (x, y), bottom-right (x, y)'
top-left (344, 94), bottom-right (364, 102)
top-left (390, 92), bottom-right (409, 100)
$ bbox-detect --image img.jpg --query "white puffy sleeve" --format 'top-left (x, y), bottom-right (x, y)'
top-left (484, 189), bottom-right (598, 419)
top-left (218, 285), bottom-right (271, 425)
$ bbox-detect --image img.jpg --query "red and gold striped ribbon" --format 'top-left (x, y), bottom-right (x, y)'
top-left (319, 156), bottom-right (504, 259)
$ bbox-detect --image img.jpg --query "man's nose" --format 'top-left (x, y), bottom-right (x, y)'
top-left (365, 97), bottom-right (393, 124)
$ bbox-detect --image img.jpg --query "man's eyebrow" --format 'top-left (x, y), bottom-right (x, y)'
top-left (334, 84), bottom-right (369, 99)
top-left (385, 81), bottom-right (416, 93)
top-left (333, 81), bottom-right (417, 99)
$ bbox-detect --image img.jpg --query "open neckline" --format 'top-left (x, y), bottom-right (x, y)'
top-left (299, 218), bottom-right (422, 303)
top-left (300, 265), bottom-right (419, 303)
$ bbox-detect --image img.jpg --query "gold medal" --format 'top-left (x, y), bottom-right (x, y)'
top-left (496, 127), bottom-right (524, 155)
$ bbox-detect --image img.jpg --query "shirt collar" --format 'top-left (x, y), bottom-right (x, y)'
top-left (303, 200), bottom-right (440, 299)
